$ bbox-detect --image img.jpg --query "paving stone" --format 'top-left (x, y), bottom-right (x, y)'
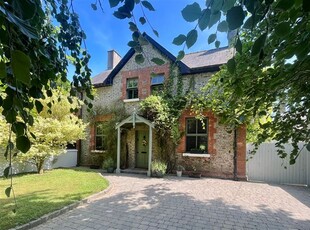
top-left (30, 174), bottom-right (310, 230)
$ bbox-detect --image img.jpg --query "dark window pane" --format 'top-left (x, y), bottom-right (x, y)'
top-left (186, 136), bottom-right (196, 152)
top-left (187, 119), bottom-right (196, 134)
top-left (96, 136), bottom-right (104, 150)
top-left (197, 119), bottom-right (207, 134)
top-left (127, 89), bottom-right (138, 99)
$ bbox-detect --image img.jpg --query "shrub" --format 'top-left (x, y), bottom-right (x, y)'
top-left (151, 160), bottom-right (167, 175)
top-left (102, 157), bottom-right (114, 169)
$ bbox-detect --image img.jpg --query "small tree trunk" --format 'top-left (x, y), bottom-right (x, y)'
top-left (36, 158), bottom-right (45, 174)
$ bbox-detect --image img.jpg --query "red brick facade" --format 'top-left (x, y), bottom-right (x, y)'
top-left (236, 124), bottom-right (247, 180)
top-left (177, 109), bottom-right (217, 155)
top-left (121, 64), bottom-right (170, 100)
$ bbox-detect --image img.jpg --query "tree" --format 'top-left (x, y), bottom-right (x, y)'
top-left (182, 0), bottom-right (310, 163)
top-left (1, 88), bottom-right (87, 174)
top-left (0, 0), bottom-right (93, 155)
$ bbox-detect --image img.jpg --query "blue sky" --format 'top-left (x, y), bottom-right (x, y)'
top-left (72, 0), bottom-right (228, 77)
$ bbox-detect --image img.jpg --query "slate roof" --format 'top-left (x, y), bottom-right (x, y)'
top-left (91, 69), bottom-right (112, 85)
top-left (91, 33), bottom-right (233, 87)
top-left (182, 47), bottom-right (234, 70)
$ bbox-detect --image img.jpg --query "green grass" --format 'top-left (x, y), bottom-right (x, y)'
top-left (0, 168), bottom-right (109, 230)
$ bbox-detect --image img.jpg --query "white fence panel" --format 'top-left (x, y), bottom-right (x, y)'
top-left (247, 143), bottom-right (309, 186)
top-left (0, 149), bottom-right (78, 176)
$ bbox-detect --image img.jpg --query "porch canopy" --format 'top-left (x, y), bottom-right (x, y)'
top-left (115, 111), bottom-right (154, 176)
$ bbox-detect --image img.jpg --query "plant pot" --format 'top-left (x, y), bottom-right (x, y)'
top-left (152, 170), bottom-right (164, 178)
top-left (189, 172), bottom-right (201, 178)
top-left (107, 167), bottom-right (114, 173)
top-left (176, 171), bottom-right (182, 177)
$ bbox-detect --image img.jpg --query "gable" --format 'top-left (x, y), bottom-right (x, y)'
top-left (92, 33), bottom-right (233, 87)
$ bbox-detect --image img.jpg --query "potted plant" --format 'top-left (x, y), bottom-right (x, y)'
top-left (151, 160), bottom-right (167, 178)
top-left (102, 157), bottom-right (115, 173)
top-left (176, 165), bottom-right (184, 177)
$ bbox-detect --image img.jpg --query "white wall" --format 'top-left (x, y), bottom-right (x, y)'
top-left (247, 143), bottom-right (309, 186)
top-left (0, 149), bottom-right (78, 176)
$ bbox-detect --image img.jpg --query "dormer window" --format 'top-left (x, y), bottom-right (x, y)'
top-left (151, 75), bottom-right (164, 94)
top-left (127, 78), bottom-right (138, 99)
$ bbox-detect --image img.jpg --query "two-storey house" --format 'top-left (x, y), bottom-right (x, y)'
top-left (79, 33), bottom-right (247, 180)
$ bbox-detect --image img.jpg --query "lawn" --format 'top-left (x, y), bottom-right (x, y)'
top-left (0, 168), bottom-right (109, 230)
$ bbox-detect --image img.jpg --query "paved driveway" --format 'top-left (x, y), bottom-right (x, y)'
top-left (33, 174), bottom-right (310, 230)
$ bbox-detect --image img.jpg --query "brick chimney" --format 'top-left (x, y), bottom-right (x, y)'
top-left (107, 50), bottom-right (121, 70)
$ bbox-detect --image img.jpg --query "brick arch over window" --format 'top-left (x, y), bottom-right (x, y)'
top-left (177, 110), bottom-right (217, 154)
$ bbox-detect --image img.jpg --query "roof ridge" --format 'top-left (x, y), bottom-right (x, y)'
top-left (185, 46), bottom-right (229, 56)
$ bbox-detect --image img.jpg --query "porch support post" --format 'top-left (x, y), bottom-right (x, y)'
top-left (147, 126), bottom-right (152, 177)
top-left (116, 127), bottom-right (121, 174)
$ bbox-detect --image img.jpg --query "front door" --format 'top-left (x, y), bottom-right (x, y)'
top-left (136, 130), bottom-right (148, 168)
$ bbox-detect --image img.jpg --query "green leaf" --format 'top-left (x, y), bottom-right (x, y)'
top-left (198, 9), bottom-right (211, 31)
top-left (16, 135), bottom-right (31, 153)
top-left (227, 58), bottom-right (236, 73)
top-left (129, 22), bottom-right (138, 31)
top-left (181, 2), bottom-right (202, 22)
top-left (125, 0), bottom-right (135, 11)
top-left (176, 50), bottom-right (185, 61)
top-left (235, 37), bottom-right (242, 54)
top-left (139, 17), bottom-right (146, 25)
top-left (276, 0), bottom-right (294, 10)
top-left (173, 34), bottom-right (187, 46)
top-left (0, 61), bottom-right (6, 78)
top-left (128, 40), bottom-right (139, 48)
top-left (0, 7), bottom-right (38, 39)
top-left (141, 1), bottom-right (155, 11)
top-left (274, 22), bottom-right (290, 37)
top-left (222, 0), bottom-right (236, 12)
top-left (209, 11), bottom-right (221, 28)
top-left (151, 58), bottom-right (165, 65)
top-left (217, 21), bottom-right (228, 32)
top-left (303, 0), bottom-right (310, 12)
top-left (208, 34), bottom-right (217, 44)
top-left (251, 33), bottom-right (267, 56)
top-left (186, 29), bottom-right (198, 49)
top-left (109, 0), bottom-right (121, 7)
top-left (306, 143), bottom-right (310, 151)
top-left (35, 100), bottom-right (44, 113)
top-left (91, 3), bottom-right (97, 10)
top-left (11, 50), bottom-right (31, 86)
top-left (289, 158), bottom-right (296, 165)
top-left (243, 16), bottom-right (254, 29)
top-left (226, 6), bottom-right (245, 30)
top-left (215, 40), bottom-right (220, 48)
top-left (4, 166), bottom-right (10, 178)
top-left (138, 35), bottom-right (149, 45)
top-left (13, 122), bottom-right (26, 136)
top-left (113, 10), bottom-right (130, 19)
top-left (135, 54), bottom-right (145, 64)
top-left (153, 29), bottom-right (159, 37)
top-left (5, 187), bottom-right (11, 197)
top-left (211, 0), bottom-right (223, 13)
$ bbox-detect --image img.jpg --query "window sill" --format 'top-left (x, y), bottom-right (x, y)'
top-left (182, 153), bottom-right (210, 158)
top-left (90, 150), bottom-right (106, 154)
top-left (123, 98), bottom-right (140, 103)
